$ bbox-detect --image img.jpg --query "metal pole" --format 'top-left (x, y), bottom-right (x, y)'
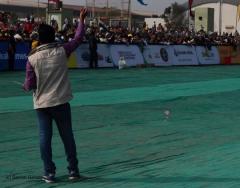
top-left (219, 0), bottom-right (222, 34)
top-left (86, 0), bottom-right (92, 18)
top-left (188, 4), bottom-right (190, 30)
top-left (37, 0), bottom-right (40, 22)
top-left (236, 0), bottom-right (240, 32)
top-left (128, 0), bottom-right (131, 30)
top-left (106, 0), bottom-right (109, 17)
top-left (92, 0), bottom-right (95, 18)
top-left (121, 0), bottom-right (124, 21)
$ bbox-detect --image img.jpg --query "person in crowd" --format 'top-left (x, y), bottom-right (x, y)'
top-left (30, 31), bottom-right (39, 49)
top-left (24, 16), bottom-right (33, 38)
top-left (8, 29), bottom-right (16, 71)
top-left (88, 28), bottom-right (98, 68)
top-left (23, 8), bottom-right (88, 183)
top-left (2, 11), bottom-right (240, 49)
top-left (62, 18), bottom-right (70, 32)
top-left (50, 18), bottom-right (58, 32)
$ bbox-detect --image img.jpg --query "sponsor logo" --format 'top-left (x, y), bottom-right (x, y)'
top-left (174, 49), bottom-right (193, 57)
top-left (201, 48), bottom-right (214, 58)
top-left (81, 51), bottom-right (90, 61)
top-left (118, 51), bottom-right (135, 60)
top-left (160, 48), bottom-right (168, 62)
top-left (105, 56), bottom-right (112, 64)
top-left (5, 174), bottom-right (39, 181)
top-left (15, 54), bottom-right (27, 60)
top-left (148, 54), bottom-right (152, 59)
top-left (0, 53), bottom-right (8, 60)
top-left (81, 51), bottom-right (103, 61)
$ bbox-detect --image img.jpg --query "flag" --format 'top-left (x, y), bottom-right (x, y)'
top-left (237, 4), bottom-right (240, 21)
top-left (48, 0), bottom-right (59, 3)
top-left (189, 0), bottom-right (194, 17)
top-left (137, 0), bottom-right (148, 6)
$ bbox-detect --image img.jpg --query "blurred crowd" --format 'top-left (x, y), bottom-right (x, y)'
top-left (1, 11), bottom-right (240, 48)
top-left (0, 12), bottom-right (38, 41)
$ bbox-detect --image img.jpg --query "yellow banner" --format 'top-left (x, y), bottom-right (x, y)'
top-left (67, 52), bottom-right (78, 68)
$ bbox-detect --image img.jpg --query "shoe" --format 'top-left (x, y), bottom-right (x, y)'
top-left (42, 173), bottom-right (55, 183)
top-left (69, 170), bottom-right (82, 180)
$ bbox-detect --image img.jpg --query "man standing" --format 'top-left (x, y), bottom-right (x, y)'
top-left (89, 29), bottom-right (98, 68)
top-left (23, 8), bottom-right (88, 183)
top-left (8, 29), bottom-right (16, 71)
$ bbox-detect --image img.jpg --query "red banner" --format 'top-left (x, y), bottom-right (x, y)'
top-left (189, 0), bottom-right (194, 17)
top-left (48, 0), bottom-right (59, 3)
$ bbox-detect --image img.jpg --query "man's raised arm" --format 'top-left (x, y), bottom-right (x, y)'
top-left (64, 8), bottom-right (88, 57)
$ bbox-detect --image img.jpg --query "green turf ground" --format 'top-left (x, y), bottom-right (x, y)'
top-left (2, 66), bottom-right (240, 188)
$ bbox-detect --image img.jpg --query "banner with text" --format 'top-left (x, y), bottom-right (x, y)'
top-left (0, 41), bottom-right (9, 70)
top-left (196, 46), bottom-right (220, 65)
top-left (172, 45), bottom-right (199, 66)
top-left (68, 43), bottom-right (113, 68)
top-left (143, 45), bottom-right (173, 66)
top-left (97, 44), bottom-right (114, 67)
top-left (14, 42), bottom-right (31, 70)
top-left (110, 45), bottom-right (144, 67)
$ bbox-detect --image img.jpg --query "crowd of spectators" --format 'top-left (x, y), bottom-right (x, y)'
top-left (1, 11), bottom-right (240, 48)
top-left (0, 12), bottom-right (37, 41)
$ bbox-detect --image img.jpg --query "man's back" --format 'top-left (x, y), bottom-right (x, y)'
top-left (29, 45), bottom-right (72, 109)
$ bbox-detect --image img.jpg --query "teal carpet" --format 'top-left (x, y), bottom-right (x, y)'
top-left (1, 66), bottom-right (240, 188)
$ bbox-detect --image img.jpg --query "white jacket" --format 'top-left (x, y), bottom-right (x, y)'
top-left (28, 44), bottom-right (72, 109)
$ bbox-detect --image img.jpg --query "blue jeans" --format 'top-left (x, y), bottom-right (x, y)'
top-left (36, 103), bottom-right (78, 174)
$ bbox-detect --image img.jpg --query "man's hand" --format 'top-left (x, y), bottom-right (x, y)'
top-left (80, 8), bottom-right (88, 23)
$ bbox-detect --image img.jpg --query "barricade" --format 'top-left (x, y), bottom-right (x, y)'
top-left (0, 41), bottom-right (235, 70)
top-left (217, 46), bottom-right (232, 64)
top-left (67, 43), bottom-right (113, 68)
top-left (229, 46), bottom-right (240, 64)
top-left (171, 45), bottom-right (199, 66)
top-left (0, 41), bottom-right (9, 70)
top-left (14, 41), bottom-right (31, 70)
top-left (110, 44), bottom-right (144, 67)
top-left (143, 45), bottom-right (172, 66)
top-left (195, 46), bottom-right (220, 65)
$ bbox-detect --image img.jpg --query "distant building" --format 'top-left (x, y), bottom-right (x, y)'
top-left (189, 0), bottom-right (240, 33)
top-left (144, 18), bottom-right (165, 29)
top-left (0, 0), bottom-right (46, 20)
